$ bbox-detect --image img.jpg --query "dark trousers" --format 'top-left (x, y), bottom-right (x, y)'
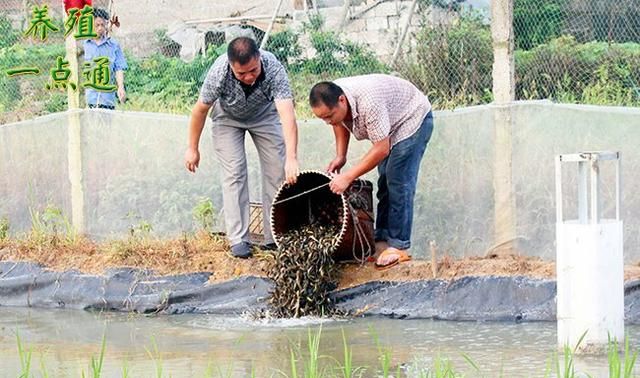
top-left (375, 111), bottom-right (434, 250)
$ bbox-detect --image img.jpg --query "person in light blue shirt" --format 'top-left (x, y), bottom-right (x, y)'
top-left (83, 8), bottom-right (127, 109)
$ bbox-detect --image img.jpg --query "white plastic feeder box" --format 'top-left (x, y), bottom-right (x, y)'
top-left (555, 151), bottom-right (624, 353)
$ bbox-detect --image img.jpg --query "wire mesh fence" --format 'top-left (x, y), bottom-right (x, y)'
top-left (1, 0), bottom-right (639, 124)
top-left (513, 0), bottom-right (640, 106)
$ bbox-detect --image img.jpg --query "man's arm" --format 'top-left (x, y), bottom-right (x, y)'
top-left (113, 43), bottom-right (128, 104)
top-left (184, 100), bottom-right (213, 173)
top-left (329, 99), bottom-right (392, 194)
top-left (326, 124), bottom-right (350, 173)
top-left (115, 70), bottom-right (125, 103)
top-left (275, 99), bottom-right (299, 184)
top-left (329, 137), bottom-right (390, 194)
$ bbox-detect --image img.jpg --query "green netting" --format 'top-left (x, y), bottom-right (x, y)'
top-left (2, 104), bottom-right (639, 261)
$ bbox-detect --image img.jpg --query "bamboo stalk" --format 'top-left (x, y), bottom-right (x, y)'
top-left (260, 0), bottom-right (286, 49)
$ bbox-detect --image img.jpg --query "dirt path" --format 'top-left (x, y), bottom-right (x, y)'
top-left (1, 236), bottom-right (639, 289)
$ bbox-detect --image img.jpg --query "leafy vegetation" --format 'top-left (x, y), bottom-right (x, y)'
top-left (121, 43), bottom-right (227, 114)
top-left (265, 15), bottom-right (389, 117)
top-left (399, 13), bottom-right (494, 109)
top-left (514, 0), bottom-right (566, 50)
top-left (0, 217), bottom-right (9, 241)
top-left (0, 15), bottom-right (20, 50)
top-left (514, 0), bottom-right (640, 49)
top-left (0, 42), bottom-right (65, 119)
top-left (1, 6), bottom-right (640, 122)
top-left (516, 36), bottom-right (640, 106)
top-left (28, 204), bottom-right (77, 245)
top-left (192, 197), bottom-right (216, 234)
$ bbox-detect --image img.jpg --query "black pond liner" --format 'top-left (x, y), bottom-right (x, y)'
top-left (2, 261), bottom-right (640, 323)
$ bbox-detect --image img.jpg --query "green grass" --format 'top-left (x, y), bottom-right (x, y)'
top-left (369, 325), bottom-right (394, 377)
top-left (333, 328), bottom-right (363, 378)
top-left (144, 336), bottom-right (164, 378)
top-left (16, 331), bottom-right (33, 378)
top-left (84, 332), bottom-right (107, 378)
top-left (608, 334), bottom-right (639, 378)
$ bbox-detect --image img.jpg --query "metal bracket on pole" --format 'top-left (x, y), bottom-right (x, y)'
top-left (556, 151), bottom-right (621, 224)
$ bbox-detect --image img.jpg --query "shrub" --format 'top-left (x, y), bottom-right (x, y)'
top-left (399, 13), bottom-right (493, 109)
top-left (0, 15), bottom-right (19, 49)
top-left (516, 36), bottom-right (640, 106)
top-left (514, 0), bottom-right (566, 50)
top-left (265, 29), bottom-right (302, 69)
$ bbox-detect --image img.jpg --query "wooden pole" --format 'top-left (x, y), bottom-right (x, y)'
top-left (338, 0), bottom-right (351, 32)
top-left (64, 5), bottom-right (85, 235)
top-left (391, 0), bottom-right (418, 67)
top-left (185, 15), bottom-right (274, 25)
top-left (260, 0), bottom-right (286, 49)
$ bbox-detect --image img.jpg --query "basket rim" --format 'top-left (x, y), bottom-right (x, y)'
top-left (269, 169), bottom-right (348, 249)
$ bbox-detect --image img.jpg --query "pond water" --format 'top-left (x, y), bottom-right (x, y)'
top-left (0, 307), bottom-right (637, 377)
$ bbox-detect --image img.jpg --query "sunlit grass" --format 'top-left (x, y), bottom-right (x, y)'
top-left (608, 334), bottom-right (638, 378)
top-left (88, 332), bottom-right (107, 378)
top-left (16, 331), bottom-right (33, 378)
top-left (144, 336), bottom-right (164, 378)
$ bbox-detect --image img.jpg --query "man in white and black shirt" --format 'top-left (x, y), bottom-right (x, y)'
top-left (185, 37), bottom-right (300, 258)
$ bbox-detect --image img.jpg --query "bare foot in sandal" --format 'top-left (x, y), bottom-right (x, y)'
top-left (375, 241), bottom-right (389, 255)
top-left (366, 241), bottom-right (390, 262)
top-left (375, 247), bottom-right (411, 270)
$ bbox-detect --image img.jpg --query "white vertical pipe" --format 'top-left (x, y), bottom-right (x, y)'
top-left (616, 154), bottom-right (621, 221)
top-left (578, 161), bottom-right (587, 223)
top-left (590, 160), bottom-right (600, 224)
top-left (555, 156), bottom-right (563, 223)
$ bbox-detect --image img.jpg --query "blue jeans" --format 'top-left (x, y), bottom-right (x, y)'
top-left (375, 111), bottom-right (433, 250)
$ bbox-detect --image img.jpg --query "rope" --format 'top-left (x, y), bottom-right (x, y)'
top-left (346, 184), bottom-right (374, 264)
top-left (272, 183), bottom-right (330, 206)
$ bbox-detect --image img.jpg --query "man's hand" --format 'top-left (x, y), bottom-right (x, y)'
top-left (326, 156), bottom-right (346, 174)
top-left (274, 99), bottom-right (300, 185)
top-left (184, 147), bottom-right (200, 173)
top-left (329, 172), bottom-right (354, 195)
top-left (185, 100), bottom-right (211, 173)
top-left (285, 157), bottom-right (299, 184)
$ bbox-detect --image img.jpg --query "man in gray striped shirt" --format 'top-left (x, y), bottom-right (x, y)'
top-left (309, 74), bottom-right (433, 269)
top-left (185, 37), bottom-right (300, 258)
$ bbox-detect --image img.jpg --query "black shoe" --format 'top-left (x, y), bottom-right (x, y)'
top-left (231, 242), bottom-right (252, 259)
top-left (261, 242), bottom-right (277, 251)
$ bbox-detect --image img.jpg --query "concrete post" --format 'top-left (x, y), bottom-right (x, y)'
top-left (65, 17), bottom-right (85, 235)
top-left (490, 0), bottom-right (516, 254)
top-left (491, 0), bottom-right (515, 103)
